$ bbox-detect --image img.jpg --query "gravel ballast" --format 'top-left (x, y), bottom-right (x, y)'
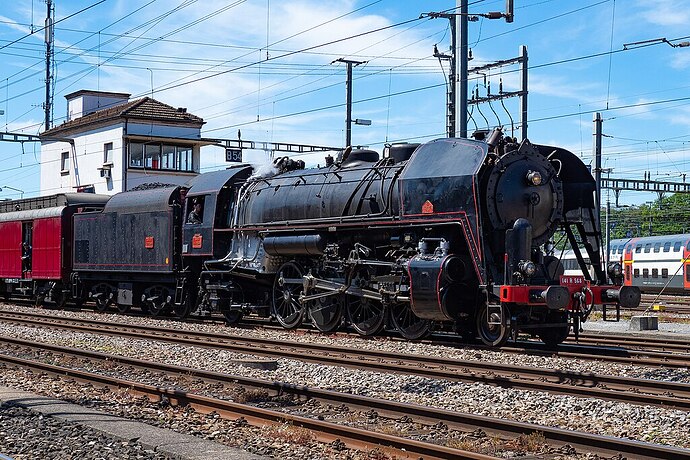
top-left (0, 401), bottom-right (171, 460)
top-left (0, 305), bottom-right (688, 451)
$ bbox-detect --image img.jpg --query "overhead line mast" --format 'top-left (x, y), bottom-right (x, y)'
top-left (44, 0), bottom-right (55, 132)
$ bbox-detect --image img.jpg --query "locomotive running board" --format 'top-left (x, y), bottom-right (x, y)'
top-left (299, 274), bottom-right (384, 303)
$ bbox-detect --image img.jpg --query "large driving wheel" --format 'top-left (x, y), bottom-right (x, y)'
top-left (272, 262), bottom-right (306, 329)
top-left (345, 268), bottom-right (385, 336)
top-left (308, 295), bottom-right (343, 333)
top-left (476, 302), bottom-right (510, 347)
top-left (172, 292), bottom-right (193, 319)
top-left (390, 302), bottom-right (430, 340)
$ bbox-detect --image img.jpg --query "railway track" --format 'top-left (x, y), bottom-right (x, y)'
top-left (1, 336), bottom-right (689, 459)
top-left (1, 310), bottom-right (690, 411)
top-left (570, 332), bottom-right (690, 354)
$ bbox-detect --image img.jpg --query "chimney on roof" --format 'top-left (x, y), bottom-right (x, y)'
top-left (65, 90), bottom-right (130, 121)
top-left (177, 107), bottom-right (187, 113)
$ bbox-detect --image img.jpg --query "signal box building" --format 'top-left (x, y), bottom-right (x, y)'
top-left (40, 90), bottom-right (207, 195)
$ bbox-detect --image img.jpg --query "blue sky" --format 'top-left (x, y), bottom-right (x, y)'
top-left (1, 0), bottom-right (689, 204)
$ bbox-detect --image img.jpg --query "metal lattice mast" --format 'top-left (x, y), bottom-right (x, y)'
top-left (44, 0), bottom-right (55, 132)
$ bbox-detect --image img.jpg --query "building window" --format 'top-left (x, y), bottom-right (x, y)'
top-left (177, 146), bottom-right (193, 171)
top-left (129, 142), bottom-right (143, 167)
top-left (162, 144), bottom-right (175, 169)
top-left (144, 144), bottom-right (161, 169)
top-left (128, 141), bottom-right (195, 172)
top-left (61, 151), bottom-right (70, 174)
top-left (104, 142), bottom-right (113, 164)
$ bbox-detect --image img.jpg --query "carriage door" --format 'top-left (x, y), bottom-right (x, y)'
top-left (623, 241), bottom-right (634, 286)
top-left (22, 222), bottom-right (33, 277)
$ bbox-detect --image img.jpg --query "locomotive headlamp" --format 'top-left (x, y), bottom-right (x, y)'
top-left (519, 260), bottom-right (537, 277)
top-left (608, 262), bottom-right (623, 278)
top-left (526, 170), bottom-right (542, 186)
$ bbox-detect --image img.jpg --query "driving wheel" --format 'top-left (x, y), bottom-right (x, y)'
top-left (390, 302), bottom-right (430, 340)
top-left (345, 268), bottom-right (385, 336)
top-left (272, 262), bottom-right (306, 329)
top-left (308, 295), bottom-right (343, 333)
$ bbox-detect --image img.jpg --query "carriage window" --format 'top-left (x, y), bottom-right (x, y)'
top-left (634, 268), bottom-right (639, 278)
top-left (644, 243), bottom-right (652, 253)
top-left (652, 268), bottom-right (658, 278)
top-left (643, 268), bottom-right (649, 278)
top-left (635, 245), bottom-right (642, 253)
top-left (610, 245), bottom-right (617, 254)
top-left (653, 243), bottom-right (661, 253)
top-left (662, 268), bottom-right (669, 278)
top-left (674, 241), bottom-right (682, 251)
top-left (663, 242), bottom-right (671, 252)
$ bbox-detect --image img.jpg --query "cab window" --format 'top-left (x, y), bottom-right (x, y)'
top-left (186, 196), bottom-right (205, 224)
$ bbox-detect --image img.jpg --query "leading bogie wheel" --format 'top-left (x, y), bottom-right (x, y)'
top-left (476, 302), bottom-right (510, 347)
top-left (537, 312), bottom-right (570, 348)
top-left (272, 262), bottom-right (306, 329)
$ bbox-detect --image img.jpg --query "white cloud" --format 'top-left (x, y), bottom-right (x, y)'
top-left (637, 0), bottom-right (690, 27)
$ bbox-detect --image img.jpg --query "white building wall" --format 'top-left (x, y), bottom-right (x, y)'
top-left (40, 124), bottom-right (124, 195)
top-left (41, 123), bottom-right (204, 196)
top-left (67, 94), bottom-right (129, 121)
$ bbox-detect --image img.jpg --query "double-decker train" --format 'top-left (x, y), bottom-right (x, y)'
top-left (0, 130), bottom-right (640, 346)
top-left (563, 234), bottom-right (690, 295)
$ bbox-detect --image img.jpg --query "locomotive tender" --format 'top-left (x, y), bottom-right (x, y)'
top-left (0, 130), bottom-right (640, 346)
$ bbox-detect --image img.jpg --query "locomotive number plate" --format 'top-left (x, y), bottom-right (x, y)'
top-left (559, 275), bottom-right (585, 286)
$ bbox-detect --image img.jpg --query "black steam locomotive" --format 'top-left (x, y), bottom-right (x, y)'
top-left (0, 130), bottom-right (640, 346)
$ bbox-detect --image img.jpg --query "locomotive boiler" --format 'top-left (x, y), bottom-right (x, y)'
top-left (198, 130), bottom-right (640, 346)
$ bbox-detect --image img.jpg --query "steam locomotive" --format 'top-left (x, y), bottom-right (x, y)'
top-left (0, 130), bottom-right (640, 346)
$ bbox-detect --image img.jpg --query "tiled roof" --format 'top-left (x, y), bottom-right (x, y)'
top-left (41, 97), bottom-right (204, 138)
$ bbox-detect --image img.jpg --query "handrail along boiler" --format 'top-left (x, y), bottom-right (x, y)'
top-left (198, 130), bottom-right (640, 346)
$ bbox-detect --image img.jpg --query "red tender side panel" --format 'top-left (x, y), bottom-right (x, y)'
top-left (0, 221), bottom-right (22, 278)
top-left (32, 217), bottom-right (63, 279)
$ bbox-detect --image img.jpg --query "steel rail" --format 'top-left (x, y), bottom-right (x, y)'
top-left (1, 313), bottom-right (690, 410)
top-left (1, 342), bottom-right (689, 459)
top-left (4, 310), bottom-right (690, 367)
top-left (0, 352), bottom-right (494, 460)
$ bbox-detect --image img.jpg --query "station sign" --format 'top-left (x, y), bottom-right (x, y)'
top-left (225, 148), bottom-right (243, 163)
